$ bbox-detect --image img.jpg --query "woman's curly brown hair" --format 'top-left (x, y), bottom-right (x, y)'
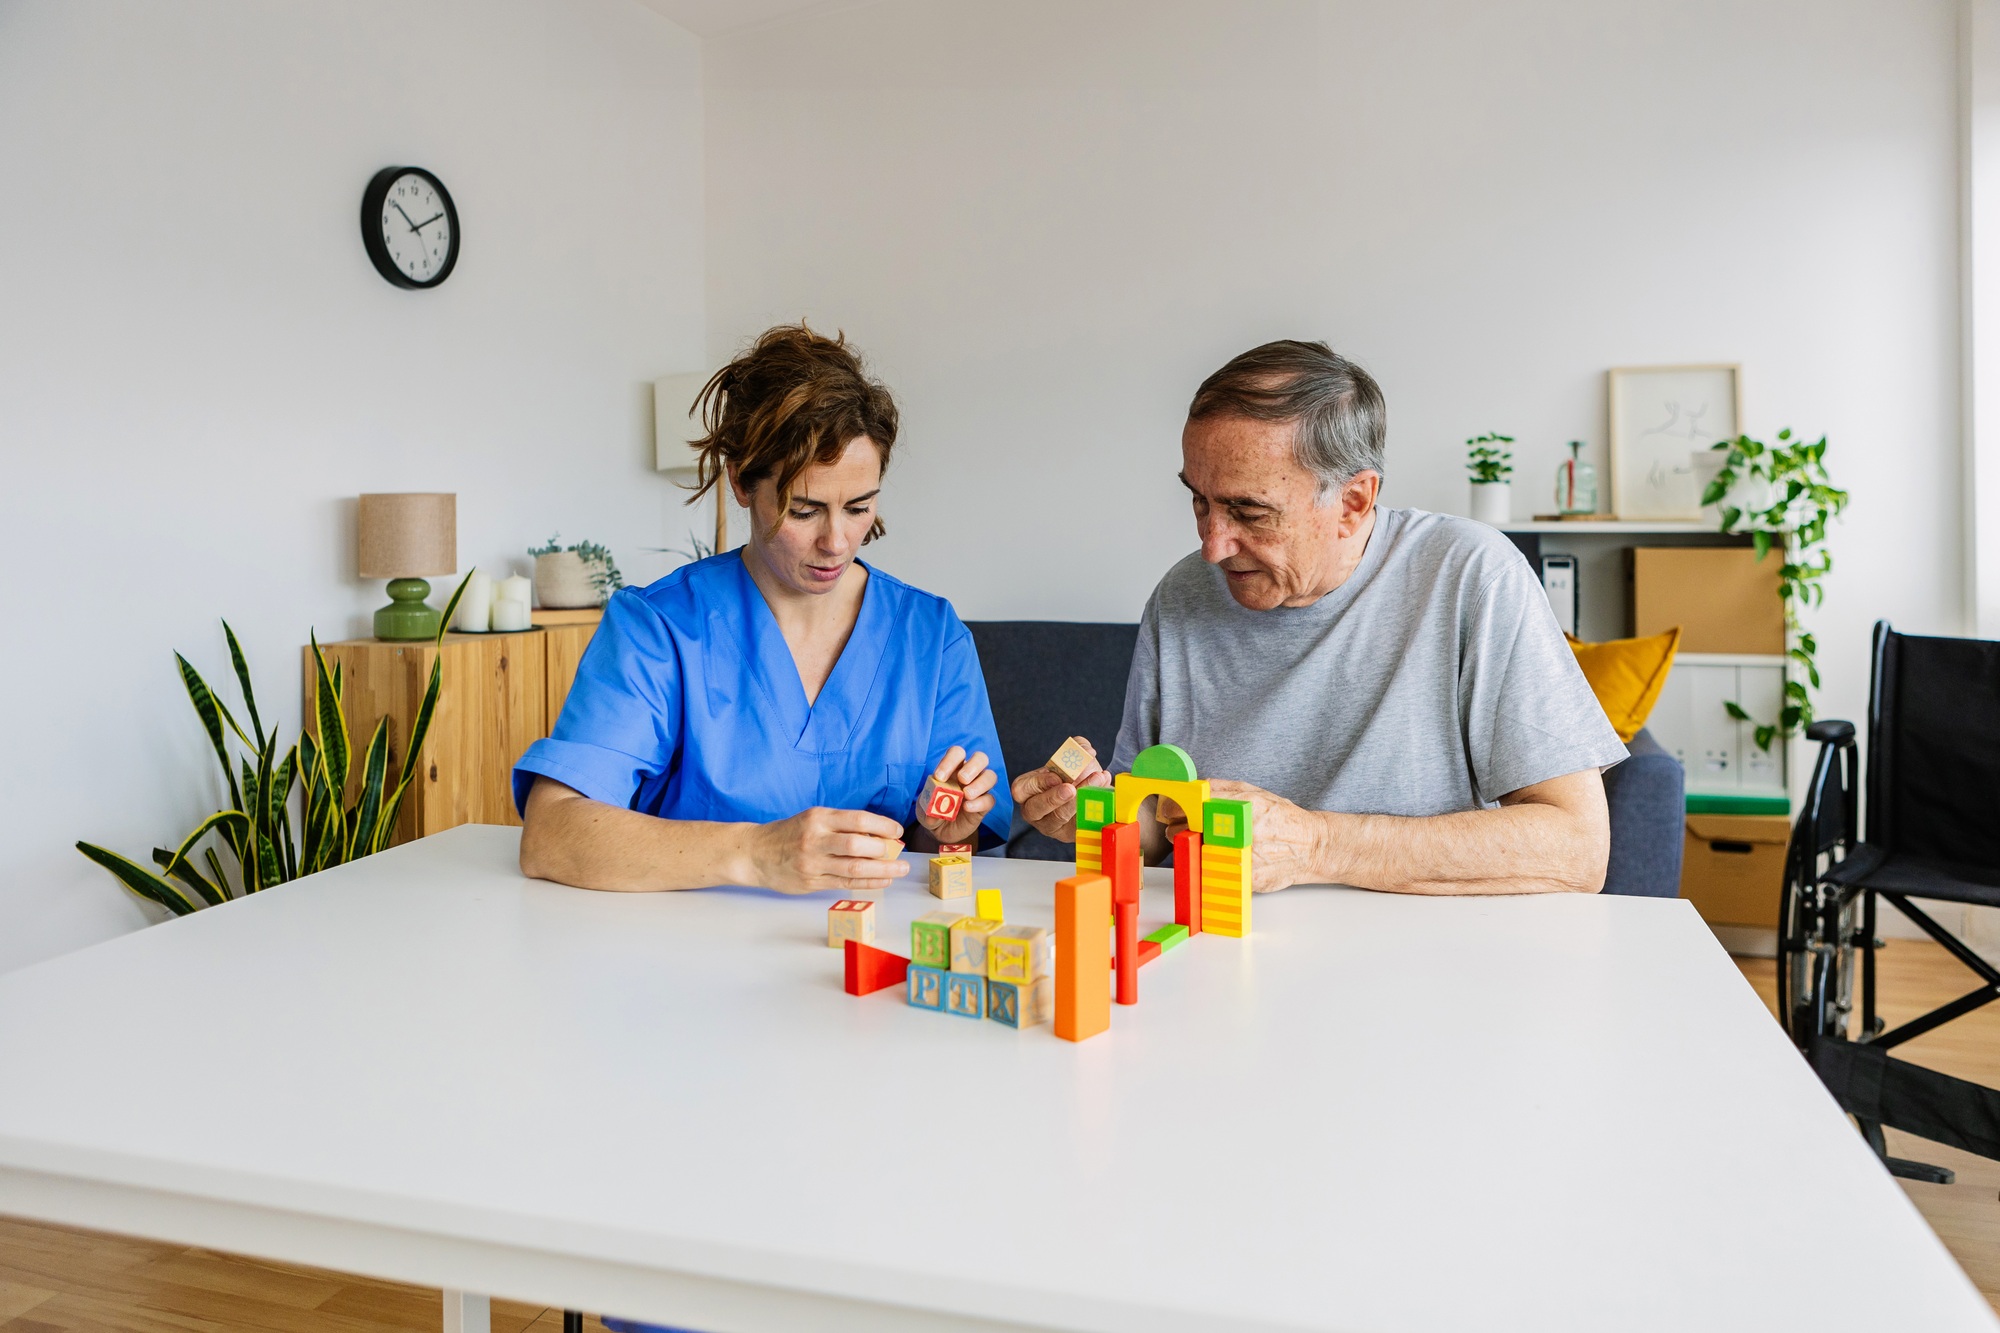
top-left (687, 323), bottom-right (900, 543)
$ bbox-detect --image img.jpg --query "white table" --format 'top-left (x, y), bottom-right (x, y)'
top-left (0, 824), bottom-right (1990, 1332)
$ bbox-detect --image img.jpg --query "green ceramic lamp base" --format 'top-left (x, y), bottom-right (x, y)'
top-left (374, 577), bottom-right (441, 641)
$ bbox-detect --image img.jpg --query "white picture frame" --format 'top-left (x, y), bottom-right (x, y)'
top-left (1607, 364), bottom-right (1741, 520)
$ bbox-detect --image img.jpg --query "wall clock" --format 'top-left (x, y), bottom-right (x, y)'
top-left (361, 166), bottom-right (459, 289)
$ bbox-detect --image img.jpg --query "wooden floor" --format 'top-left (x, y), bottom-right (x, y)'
top-left (1, 937), bottom-right (1995, 1330)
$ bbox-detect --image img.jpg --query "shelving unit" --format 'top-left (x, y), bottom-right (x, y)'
top-left (1500, 517), bottom-right (1752, 644)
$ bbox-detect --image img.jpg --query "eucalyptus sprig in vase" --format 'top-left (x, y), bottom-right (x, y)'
top-left (1701, 429), bottom-right (1850, 750)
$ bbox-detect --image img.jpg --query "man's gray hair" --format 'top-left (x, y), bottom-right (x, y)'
top-left (1186, 340), bottom-right (1386, 501)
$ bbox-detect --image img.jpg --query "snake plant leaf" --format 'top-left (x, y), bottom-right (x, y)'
top-left (434, 571), bottom-right (473, 645)
top-left (149, 812), bottom-right (246, 908)
top-left (253, 730), bottom-right (278, 852)
top-left (203, 846), bottom-right (234, 900)
top-left (264, 743), bottom-right (296, 849)
top-left (254, 830), bottom-right (282, 891)
top-left (177, 653), bottom-right (247, 809)
top-left (222, 620), bottom-right (266, 751)
top-left (75, 842), bottom-right (203, 917)
top-left (346, 719), bottom-right (391, 862)
top-left (310, 634), bottom-right (351, 808)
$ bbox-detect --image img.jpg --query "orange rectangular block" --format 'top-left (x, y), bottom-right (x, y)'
top-left (1054, 873), bottom-right (1111, 1043)
top-left (1101, 821), bottom-right (1141, 906)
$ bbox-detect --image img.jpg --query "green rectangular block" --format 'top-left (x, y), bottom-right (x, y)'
top-left (1076, 785), bottom-right (1118, 832)
top-left (1143, 923), bottom-right (1189, 952)
top-left (1202, 797), bottom-right (1253, 849)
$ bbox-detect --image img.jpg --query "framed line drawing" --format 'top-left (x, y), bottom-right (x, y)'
top-left (1607, 364), bottom-right (1741, 520)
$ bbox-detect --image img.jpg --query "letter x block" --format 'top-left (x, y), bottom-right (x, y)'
top-left (988, 975), bottom-right (1053, 1029)
top-left (924, 777), bottom-right (965, 823)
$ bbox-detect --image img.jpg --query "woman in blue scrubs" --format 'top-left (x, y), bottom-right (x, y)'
top-left (515, 324), bottom-right (1009, 894)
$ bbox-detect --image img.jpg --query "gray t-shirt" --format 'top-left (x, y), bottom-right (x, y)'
top-left (1113, 506), bottom-right (1626, 816)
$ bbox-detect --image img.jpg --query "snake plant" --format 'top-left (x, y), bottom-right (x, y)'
top-left (76, 575), bottom-right (471, 916)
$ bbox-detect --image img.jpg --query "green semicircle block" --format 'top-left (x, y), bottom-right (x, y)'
top-left (1129, 743), bottom-right (1198, 783)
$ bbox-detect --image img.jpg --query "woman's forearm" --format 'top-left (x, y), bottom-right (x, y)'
top-left (519, 778), bottom-right (755, 892)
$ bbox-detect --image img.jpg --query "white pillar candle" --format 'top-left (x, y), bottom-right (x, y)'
top-left (491, 597), bottom-right (531, 632)
top-left (453, 571), bottom-right (493, 633)
top-left (497, 574), bottom-right (532, 608)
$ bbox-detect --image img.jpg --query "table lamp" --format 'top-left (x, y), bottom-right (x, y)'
top-left (357, 493), bottom-right (457, 641)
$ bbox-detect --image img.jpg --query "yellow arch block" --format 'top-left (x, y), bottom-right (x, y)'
top-left (1113, 774), bottom-right (1211, 826)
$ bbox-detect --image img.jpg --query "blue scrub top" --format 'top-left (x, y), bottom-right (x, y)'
top-left (512, 552), bottom-right (1012, 848)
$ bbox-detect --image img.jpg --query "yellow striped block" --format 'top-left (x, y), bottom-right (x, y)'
top-left (1201, 846), bottom-right (1251, 937)
top-left (1076, 827), bottom-right (1102, 876)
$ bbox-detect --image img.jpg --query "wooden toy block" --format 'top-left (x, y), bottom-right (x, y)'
top-left (923, 777), bottom-right (965, 823)
top-left (1201, 797), bottom-right (1254, 850)
top-left (1075, 785), bottom-right (1117, 832)
top-left (1136, 938), bottom-right (1161, 967)
top-left (987, 923), bottom-right (1051, 984)
top-left (944, 971), bottom-right (985, 1019)
top-left (937, 841), bottom-right (974, 855)
top-left (928, 854), bottom-right (973, 899)
top-left (1143, 923), bottom-right (1189, 952)
top-left (949, 916), bottom-right (1003, 974)
top-left (987, 975), bottom-right (1053, 1029)
top-left (827, 899), bottom-right (876, 949)
top-left (1045, 736), bottom-right (1096, 784)
top-left (1114, 899), bottom-right (1139, 1005)
top-left (1075, 826), bottom-right (1102, 877)
top-left (844, 939), bottom-right (910, 996)
top-left (975, 887), bottom-right (1004, 921)
top-left (1173, 830), bottom-right (1203, 934)
top-left (911, 910), bottom-right (964, 970)
top-left (907, 963), bottom-right (947, 1010)
top-left (1200, 844), bottom-right (1252, 938)
top-left (1101, 820), bottom-right (1142, 907)
top-left (1054, 874), bottom-right (1111, 1043)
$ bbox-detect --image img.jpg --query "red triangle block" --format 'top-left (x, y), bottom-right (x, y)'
top-left (845, 939), bottom-right (911, 996)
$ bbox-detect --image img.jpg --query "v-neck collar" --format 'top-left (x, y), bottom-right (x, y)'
top-left (722, 551), bottom-right (891, 754)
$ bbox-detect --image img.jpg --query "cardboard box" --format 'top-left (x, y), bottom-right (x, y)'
top-left (1680, 813), bottom-right (1791, 928)
top-left (1631, 547), bottom-right (1784, 654)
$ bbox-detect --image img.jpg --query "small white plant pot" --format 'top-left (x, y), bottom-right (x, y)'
top-left (1469, 480), bottom-right (1512, 526)
top-left (534, 552), bottom-right (600, 609)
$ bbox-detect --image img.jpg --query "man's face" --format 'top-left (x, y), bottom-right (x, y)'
top-left (1180, 413), bottom-right (1378, 610)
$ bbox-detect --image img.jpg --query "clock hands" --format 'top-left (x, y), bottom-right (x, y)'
top-left (411, 212), bottom-right (445, 233)
top-left (389, 200), bottom-right (420, 231)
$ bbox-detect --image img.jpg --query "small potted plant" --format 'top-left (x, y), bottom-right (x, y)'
top-left (1466, 432), bottom-right (1515, 525)
top-left (529, 535), bottom-right (624, 609)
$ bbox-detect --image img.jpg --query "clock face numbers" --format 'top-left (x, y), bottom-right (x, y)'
top-left (380, 174), bottom-right (451, 283)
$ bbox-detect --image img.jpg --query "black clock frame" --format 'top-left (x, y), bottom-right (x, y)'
top-left (361, 166), bottom-right (460, 289)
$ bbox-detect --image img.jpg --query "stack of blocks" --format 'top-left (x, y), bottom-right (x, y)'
top-left (906, 910), bottom-right (1052, 1028)
top-left (1198, 798), bottom-right (1252, 937)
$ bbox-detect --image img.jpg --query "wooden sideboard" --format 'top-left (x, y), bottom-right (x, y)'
top-left (304, 608), bottom-right (601, 846)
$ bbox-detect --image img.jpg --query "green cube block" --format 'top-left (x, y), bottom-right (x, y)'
top-left (1143, 923), bottom-right (1189, 952)
top-left (1202, 797), bottom-right (1253, 849)
top-left (911, 910), bottom-right (962, 970)
top-left (1076, 785), bottom-right (1118, 832)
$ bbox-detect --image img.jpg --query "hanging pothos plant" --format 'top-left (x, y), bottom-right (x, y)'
top-left (1701, 429), bottom-right (1850, 751)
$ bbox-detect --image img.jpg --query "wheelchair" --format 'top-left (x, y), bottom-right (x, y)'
top-left (1777, 621), bottom-right (2000, 1182)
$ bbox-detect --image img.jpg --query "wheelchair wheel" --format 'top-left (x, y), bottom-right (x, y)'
top-left (1778, 856), bottom-right (1857, 1050)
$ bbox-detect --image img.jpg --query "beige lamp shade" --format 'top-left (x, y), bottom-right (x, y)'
top-left (357, 493), bottom-right (457, 578)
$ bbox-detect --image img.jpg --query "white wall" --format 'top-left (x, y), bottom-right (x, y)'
top-left (707, 0), bottom-right (1963, 731)
top-left (0, 0), bottom-right (704, 972)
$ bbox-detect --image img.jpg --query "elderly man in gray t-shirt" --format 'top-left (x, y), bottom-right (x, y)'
top-left (1011, 339), bottom-right (1628, 894)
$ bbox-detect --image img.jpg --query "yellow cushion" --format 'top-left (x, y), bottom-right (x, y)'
top-left (1566, 627), bottom-right (1681, 743)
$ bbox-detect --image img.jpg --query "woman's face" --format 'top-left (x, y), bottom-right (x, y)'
top-left (732, 435), bottom-right (884, 597)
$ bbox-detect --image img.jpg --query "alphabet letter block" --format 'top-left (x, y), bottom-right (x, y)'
top-left (911, 911), bottom-right (964, 970)
top-left (907, 964), bottom-right (947, 1011)
top-left (944, 971), bottom-right (985, 1019)
top-left (928, 854), bottom-right (973, 899)
top-left (988, 975), bottom-right (1053, 1029)
top-left (1054, 874), bottom-right (1112, 1042)
top-left (987, 924), bottom-right (1051, 984)
top-left (923, 778), bottom-right (965, 823)
top-left (949, 916), bottom-right (1003, 975)
top-left (827, 899), bottom-right (875, 949)
top-left (937, 842), bottom-right (974, 855)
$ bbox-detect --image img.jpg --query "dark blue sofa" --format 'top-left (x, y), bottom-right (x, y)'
top-left (966, 620), bottom-right (1684, 896)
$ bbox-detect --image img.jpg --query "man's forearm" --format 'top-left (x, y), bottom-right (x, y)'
top-left (1304, 800), bottom-right (1607, 896)
top-left (520, 780), bottom-right (755, 891)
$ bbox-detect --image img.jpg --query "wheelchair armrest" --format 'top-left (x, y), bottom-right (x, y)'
top-left (1806, 719), bottom-right (1855, 744)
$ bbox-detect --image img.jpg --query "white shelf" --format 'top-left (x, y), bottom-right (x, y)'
top-left (1501, 520), bottom-right (1726, 534)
